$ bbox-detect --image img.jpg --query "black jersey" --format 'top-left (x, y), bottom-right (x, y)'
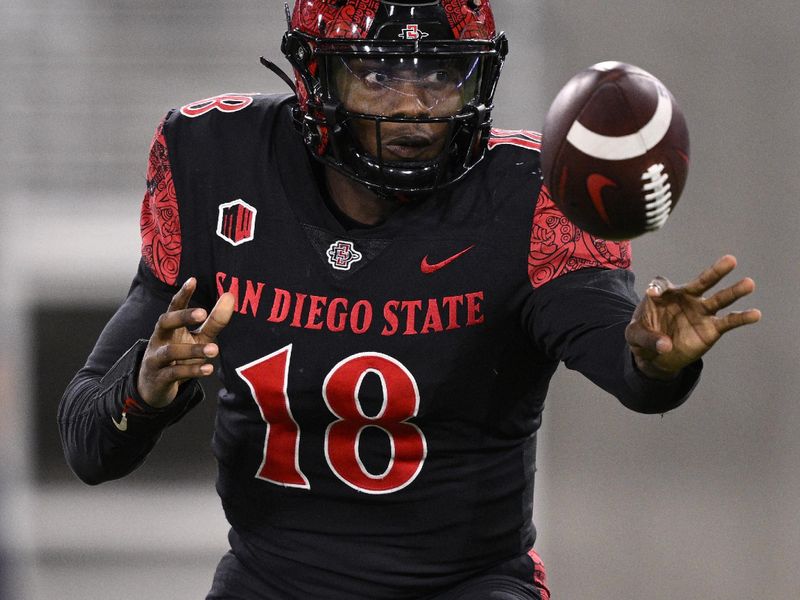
top-left (60, 93), bottom-right (701, 599)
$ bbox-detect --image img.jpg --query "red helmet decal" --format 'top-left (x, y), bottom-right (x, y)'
top-left (441, 0), bottom-right (496, 39)
top-left (291, 0), bottom-right (495, 40)
top-left (291, 0), bottom-right (380, 39)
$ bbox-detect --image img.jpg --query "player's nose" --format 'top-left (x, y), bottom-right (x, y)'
top-left (386, 82), bottom-right (432, 119)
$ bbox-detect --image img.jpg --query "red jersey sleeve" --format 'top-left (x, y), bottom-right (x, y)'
top-left (140, 119), bottom-right (182, 286)
top-left (528, 185), bottom-right (631, 289)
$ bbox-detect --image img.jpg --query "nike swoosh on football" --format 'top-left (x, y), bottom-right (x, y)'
top-left (420, 245), bottom-right (475, 274)
top-left (586, 173), bottom-right (616, 225)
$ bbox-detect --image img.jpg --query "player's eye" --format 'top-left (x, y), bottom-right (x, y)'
top-left (362, 70), bottom-right (389, 86)
top-left (424, 70), bottom-right (450, 84)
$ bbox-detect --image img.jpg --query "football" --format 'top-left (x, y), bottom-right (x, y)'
top-left (540, 61), bottom-right (690, 240)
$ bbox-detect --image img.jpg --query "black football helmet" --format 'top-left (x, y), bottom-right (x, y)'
top-left (280, 0), bottom-right (508, 195)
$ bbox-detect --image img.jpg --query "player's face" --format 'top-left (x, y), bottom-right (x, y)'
top-left (331, 55), bottom-right (480, 161)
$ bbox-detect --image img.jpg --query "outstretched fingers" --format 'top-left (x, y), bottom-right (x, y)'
top-left (683, 256), bottom-right (762, 332)
top-left (167, 277), bottom-right (197, 312)
top-left (155, 307), bottom-right (208, 338)
top-left (704, 277), bottom-right (757, 314)
top-left (153, 278), bottom-right (208, 341)
top-left (716, 308), bottom-right (762, 335)
top-left (196, 292), bottom-right (236, 341)
top-left (683, 255), bottom-right (737, 296)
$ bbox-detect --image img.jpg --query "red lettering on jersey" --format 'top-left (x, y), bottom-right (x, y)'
top-left (305, 295), bottom-right (327, 330)
top-left (401, 300), bottom-right (423, 335)
top-left (350, 300), bottom-right (373, 334)
top-left (266, 288), bottom-right (372, 334)
top-left (381, 301), bottom-right (400, 336)
top-left (242, 280), bottom-right (265, 317)
top-left (327, 298), bottom-right (349, 332)
top-left (214, 273), bottom-right (486, 336)
top-left (323, 353), bottom-right (426, 493)
top-left (215, 273), bottom-right (241, 312)
top-left (268, 288), bottom-right (292, 323)
top-left (465, 292), bottom-right (485, 326)
top-left (528, 186), bottom-right (631, 289)
top-left (237, 346), bottom-right (310, 489)
top-left (241, 347), bottom-right (426, 494)
top-left (441, 295), bottom-right (465, 330)
top-left (420, 299), bottom-right (444, 334)
top-left (291, 293), bottom-right (308, 328)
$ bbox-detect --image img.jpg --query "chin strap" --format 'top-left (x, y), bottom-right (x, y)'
top-left (259, 56), bottom-right (297, 95)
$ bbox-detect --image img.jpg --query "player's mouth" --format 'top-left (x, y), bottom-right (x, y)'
top-left (383, 134), bottom-right (440, 160)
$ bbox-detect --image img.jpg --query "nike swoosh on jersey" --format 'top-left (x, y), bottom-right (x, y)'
top-left (112, 413), bottom-right (128, 432)
top-left (586, 173), bottom-right (616, 225)
top-left (420, 245), bottom-right (475, 274)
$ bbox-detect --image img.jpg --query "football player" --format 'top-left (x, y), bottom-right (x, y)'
top-left (58, 1), bottom-right (760, 598)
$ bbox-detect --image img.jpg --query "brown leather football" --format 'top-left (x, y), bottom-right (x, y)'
top-left (540, 61), bottom-right (690, 240)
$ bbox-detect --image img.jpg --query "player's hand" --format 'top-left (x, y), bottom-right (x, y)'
top-left (137, 278), bottom-right (235, 408)
top-left (624, 255), bottom-right (761, 380)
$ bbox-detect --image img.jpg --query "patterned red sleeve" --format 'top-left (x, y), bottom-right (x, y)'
top-left (527, 548), bottom-right (551, 600)
top-left (140, 119), bottom-right (182, 286)
top-left (528, 185), bottom-right (631, 289)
